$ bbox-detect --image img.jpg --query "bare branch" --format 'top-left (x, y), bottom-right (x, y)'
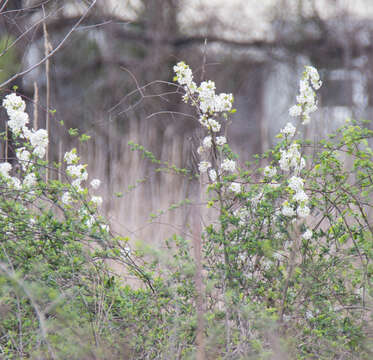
top-left (0, 0), bottom-right (97, 89)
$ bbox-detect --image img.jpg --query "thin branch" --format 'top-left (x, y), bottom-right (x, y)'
top-left (0, 0), bottom-right (9, 13)
top-left (0, 0), bottom-right (97, 89)
top-left (0, 6), bottom-right (64, 58)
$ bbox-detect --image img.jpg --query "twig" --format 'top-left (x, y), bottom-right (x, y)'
top-left (43, 4), bottom-right (52, 181)
top-left (0, 0), bottom-right (9, 13)
top-left (0, 0), bottom-right (97, 89)
top-left (33, 82), bottom-right (39, 130)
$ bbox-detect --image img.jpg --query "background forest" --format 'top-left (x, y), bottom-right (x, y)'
top-left (1, 0), bottom-right (373, 359)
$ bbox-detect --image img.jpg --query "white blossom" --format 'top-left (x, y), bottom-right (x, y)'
top-left (67, 164), bottom-right (88, 181)
top-left (198, 161), bottom-right (211, 173)
top-left (288, 176), bottom-right (304, 192)
top-left (263, 165), bottom-right (277, 178)
top-left (221, 158), bottom-right (236, 172)
top-left (214, 93), bottom-right (233, 112)
top-left (173, 62), bottom-right (196, 91)
top-left (297, 205), bottom-right (310, 218)
top-left (23, 173), bottom-right (37, 187)
top-left (216, 136), bottom-right (226, 146)
top-left (209, 169), bottom-right (217, 182)
top-left (198, 80), bottom-right (216, 113)
top-left (293, 190), bottom-right (308, 203)
top-left (33, 146), bottom-right (46, 158)
top-left (16, 148), bottom-right (31, 171)
top-left (71, 179), bottom-right (84, 193)
top-left (279, 143), bottom-right (302, 172)
top-left (61, 192), bottom-right (72, 205)
top-left (207, 119), bottom-right (221, 132)
top-left (120, 245), bottom-right (131, 257)
top-left (64, 149), bottom-right (79, 164)
top-left (288, 66), bottom-right (322, 125)
top-left (289, 105), bottom-right (302, 117)
top-left (28, 129), bottom-right (48, 158)
top-left (101, 224), bottom-right (110, 233)
top-left (0, 162), bottom-right (12, 178)
top-left (229, 182), bottom-right (241, 193)
top-left (294, 157), bottom-right (306, 174)
top-left (85, 215), bottom-right (95, 228)
top-left (29, 129), bottom-right (48, 148)
top-left (10, 177), bottom-right (21, 190)
top-left (91, 195), bottom-right (103, 207)
top-left (302, 229), bottom-right (313, 240)
top-left (8, 111), bottom-right (29, 134)
top-left (199, 115), bottom-right (208, 127)
top-left (305, 66), bottom-right (322, 90)
top-left (202, 136), bottom-right (212, 149)
top-left (2, 93), bottom-right (26, 114)
top-left (90, 179), bottom-right (101, 190)
top-left (281, 122), bottom-right (296, 137)
top-left (282, 202), bottom-right (295, 217)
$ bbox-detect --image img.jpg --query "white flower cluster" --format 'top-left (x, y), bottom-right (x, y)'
top-left (173, 62), bottom-right (196, 91)
top-left (200, 118), bottom-right (221, 133)
top-left (279, 145), bottom-right (310, 219)
top-left (288, 176), bottom-right (304, 192)
top-left (174, 62), bottom-right (233, 115)
top-left (202, 136), bottom-right (212, 149)
top-left (1, 93), bottom-right (110, 234)
top-left (0, 161), bottom-right (20, 189)
top-left (174, 62), bottom-right (237, 191)
top-left (209, 169), bottom-right (217, 182)
top-left (16, 148), bottom-right (31, 171)
top-left (263, 165), bottom-right (277, 178)
top-left (302, 229), bottom-right (313, 240)
top-left (197, 81), bottom-right (233, 114)
top-left (62, 159), bottom-right (105, 228)
top-left (2, 93), bottom-right (29, 134)
top-left (229, 182), bottom-right (241, 194)
top-left (277, 66), bottom-right (322, 226)
top-left (286, 175), bottom-right (310, 218)
top-left (2, 93), bottom-right (49, 159)
top-left (23, 173), bottom-right (37, 188)
top-left (221, 158), bottom-right (236, 173)
top-left (0, 162), bottom-right (12, 178)
top-left (91, 195), bottom-right (103, 207)
top-left (216, 136), bottom-right (226, 146)
top-left (281, 122), bottom-right (296, 138)
top-left (90, 179), bottom-right (101, 190)
top-left (63, 148), bottom-right (104, 216)
top-left (61, 191), bottom-right (72, 205)
top-left (279, 143), bottom-right (305, 174)
top-left (288, 65), bottom-right (322, 125)
top-left (198, 134), bottom-right (227, 154)
top-left (281, 201), bottom-right (295, 217)
top-left (27, 129), bottom-right (49, 158)
top-left (64, 149), bottom-right (79, 164)
top-left (198, 161), bottom-right (211, 173)
top-left (0, 94), bottom-right (46, 191)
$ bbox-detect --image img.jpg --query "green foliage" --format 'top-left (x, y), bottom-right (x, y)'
top-left (1, 72), bottom-right (373, 359)
top-left (0, 36), bottom-right (20, 83)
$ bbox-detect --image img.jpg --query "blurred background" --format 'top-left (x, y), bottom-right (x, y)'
top-left (1, 0), bottom-right (373, 244)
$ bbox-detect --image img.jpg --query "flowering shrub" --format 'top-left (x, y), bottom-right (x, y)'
top-left (0, 93), bottom-right (146, 358)
top-left (173, 62), bottom-right (373, 358)
top-left (0, 61), bottom-right (372, 359)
